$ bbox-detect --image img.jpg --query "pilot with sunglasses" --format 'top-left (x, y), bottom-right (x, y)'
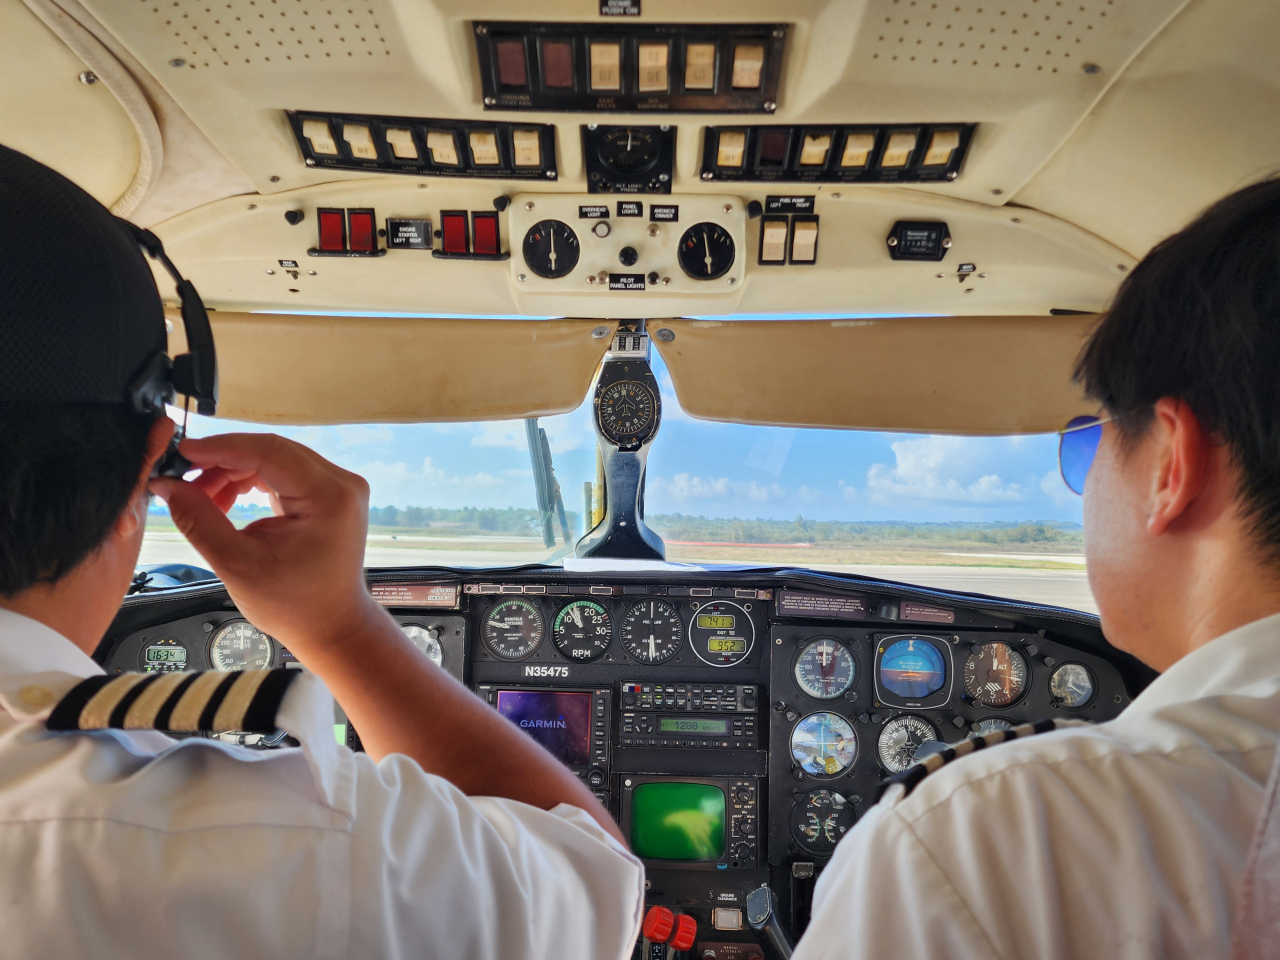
top-left (794, 180), bottom-right (1280, 959)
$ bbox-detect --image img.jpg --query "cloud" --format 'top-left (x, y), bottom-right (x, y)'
top-left (837, 479), bottom-right (857, 501)
top-left (798, 484), bottom-right (822, 502)
top-left (1039, 469), bottom-right (1077, 506)
top-left (469, 415), bottom-right (592, 454)
top-left (865, 436), bottom-right (1029, 503)
top-left (649, 473), bottom-right (784, 505)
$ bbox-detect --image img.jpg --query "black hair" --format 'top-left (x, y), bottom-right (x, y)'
top-left (1075, 177), bottom-right (1280, 560)
top-left (0, 403), bottom-right (152, 596)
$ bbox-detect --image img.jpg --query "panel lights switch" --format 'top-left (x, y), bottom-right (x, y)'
top-left (469, 131), bottom-right (501, 166)
top-left (472, 212), bottom-right (500, 256)
top-left (790, 217), bottom-right (819, 263)
top-left (799, 133), bottom-right (831, 167)
top-left (347, 209), bottom-right (376, 252)
top-left (881, 130), bottom-right (919, 168)
top-left (343, 124), bottom-right (378, 160)
top-left (302, 119), bottom-right (338, 155)
top-left (684, 43), bottom-right (717, 90)
top-left (427, 131), bottom-right (460, 166)
top-left (840, 132), bottom-right (875, 168)
top-left (441, 211), bottom-right (469, 255)
top-left (637, 43), bottom-right (669, 92)
top-left (317, 208), bottom-right (346, 251)
top-left (512, 129), bottom-right (542, 167)
top-left (731, 44), bottom-right (765, 89)
top-left (590, 42), bottom-right (622, 90)
top-left (384, 127), bottom-right (418, 160)
top-left (759, 217), bottom-right (788, 263)
top-left (923, 129), bottom-right (961, 166)
top-left (716, 130), bottom-right (746, 167)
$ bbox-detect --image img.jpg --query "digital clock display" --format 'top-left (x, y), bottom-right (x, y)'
top-left (708, 638), bottom-right (746, 653)
top-left (659, 717), bottom-right (730, 735)
top-left (145, 646), bottom-right (187, 663)
top-left (697, 615), bottom-right (736, 630)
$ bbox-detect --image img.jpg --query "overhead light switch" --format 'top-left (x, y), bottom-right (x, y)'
top-left (790, 218), bottom-right (819, 263)
top-left (427, 131), bottom-right (460, 166)
top-left (881, 131), bottom-right (918, 168)
top-left (717, 130), bottom-right (746, 167)
top-left (302, 119), bottom-right (338, 155)
top-left (923, 129), bottom-right (961, 166)
top-left (590, 42), bottom-right (621, 90)
top-left (759, 217), bottom-right (788, 263)
top-left (731, 44), bottom-right (765, 89)
top-left (384, 127), bottom-right (418, 160)
top-left (841, 132), bottom-right (875, 168)
top-left (343, 124), bottom-right (378, 160)
top-left (684, 43), bottom-right (717, 90)
top-left (512, 129), bottom-right (541, 167)
top-left (469, 131), bottom-right (501, 165)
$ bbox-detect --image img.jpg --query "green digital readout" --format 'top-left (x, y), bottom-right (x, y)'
top-left (145, 646), bottom-right (187, 663)
top-left (697, 614), bottom-right (735, 630)
top-left (708, 638), bottom-right (746, 653)
top-left (630, 782), bottom-right (727, 861)
top-left (659, 717), bottom-right (730, 735)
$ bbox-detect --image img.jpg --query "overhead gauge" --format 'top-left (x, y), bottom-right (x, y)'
top-left (968, 718), bottom-right (1015, 739)
top-left (1049, 663), bottom-right (1095, 708)
top-left (794, 638), bottom-right (856, 700)
top-left (139, 637), bottom-right (188, 673)
top-left (596, 126), bottom-right (661, 173)
top-left (482, 599), bottom-right (545, 661)
top-left (877, 715), bottom-right (942, 774)
top-left (621, 599), bottom-right (683, 664)
top-left (522, 220), bottom-right (579, 279)
top-left (690, 600), bottom-right (754, 667)
top-left (553, 600), bottom-right (613, 662)
top-left (677, 222), bottom-right (736, 280)
top-left (963, 641), bottom-right (1029, 707)
top-left (790, 712), bottom-right (858, 777)
top-left (876, 635), bottom-right (950, 706)
top-left (790, 789), bottom-right (856, 854)
top-left (401, 624), bottom-right (444, 668)
top-left (208, 621), bottom-right (274, 671)
top-left (597, 380), bottom-right (657, 444)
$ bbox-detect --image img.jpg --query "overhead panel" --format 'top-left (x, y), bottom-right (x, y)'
top-left (653, 316), bottom-right (1098, 435)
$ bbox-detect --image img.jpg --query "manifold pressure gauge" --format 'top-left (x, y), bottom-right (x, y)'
top-left (482, 598), bottom-right (545, 660)
top-left (677, 222), bottom-right (735, 280)
top-left (522, 220), bottom-right (579, 279)
top-left (597, 380), bottom-right (656, 445)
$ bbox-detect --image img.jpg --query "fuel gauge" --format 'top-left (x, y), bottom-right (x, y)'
top-left (677, 222), bottom-right (735, 280)
top-left (522, 219), bottom-right (579, 279)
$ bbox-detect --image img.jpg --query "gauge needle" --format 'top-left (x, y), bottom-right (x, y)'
top-left (549, 225), bottom-right (557, 271)
top-left (703, 229), bottom-right (713, 275)
top-left (627, 129), bottom-right (633, 152)
top-left (572, 606), bottom-right (582, 628)
top-left (649, 633), bottom-right (656, 660)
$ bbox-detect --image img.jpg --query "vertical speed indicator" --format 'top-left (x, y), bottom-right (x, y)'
top-left (621, 599), bottom-right (684, 664)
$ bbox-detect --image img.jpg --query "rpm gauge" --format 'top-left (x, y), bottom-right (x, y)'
top-left (482, 599), bottom-right (545, 661)
top-left (790, 789), bottom-right (856, 854)
top-left (790, 712), bottom-right (858, 777)
top-left (794, 638), bottom-right (856, 700)
top-left (522, 219), bottom-right (580, 279)
top-left (553, 599), bottom-right (613, 662)
top-left (208, 621), bottom-right (274, 671)
top-left (963, 641), bottom-right (1029, 707)
top-left (621, 599), bottom-right (683, 664)
top-left (677, 222), bottom-right (735, 280)
top-left (877, 715), bottom-right (942, 774)
top-left (401, 624), bottom-right (444, 668)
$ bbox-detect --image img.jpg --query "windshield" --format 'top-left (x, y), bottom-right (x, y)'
top-left (144, 350), bottom-right (1090, 613)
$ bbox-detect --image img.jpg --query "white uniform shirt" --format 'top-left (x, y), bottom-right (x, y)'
top-left (0, 608), bottom-right (644, 959)
top-left (794, 612), bottom-right (1280, 960)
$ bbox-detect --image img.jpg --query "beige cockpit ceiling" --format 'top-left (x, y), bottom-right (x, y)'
top-left (6, 0), bottom-right (1280, 429)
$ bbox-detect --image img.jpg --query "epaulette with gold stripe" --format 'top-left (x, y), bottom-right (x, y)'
top-left (46, 669), bottom-right (300, 735)
top-left (875, 717), bottom-right (1068, 802)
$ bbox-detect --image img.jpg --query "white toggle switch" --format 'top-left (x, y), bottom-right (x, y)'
top-left (760, 218), bottom-right (788, 263)
top-left (302, 119), bottom-right (338, 155)
top-left (342, 124), bottom-right (378, 160)
top-left (791, 220), bottom-right (819, 263)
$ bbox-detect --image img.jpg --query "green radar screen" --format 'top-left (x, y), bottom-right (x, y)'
top-left (630, 782), bottom-right (726, 861)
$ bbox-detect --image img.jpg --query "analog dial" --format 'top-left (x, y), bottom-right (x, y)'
top-left (553, 600), bottom-right (613, 662)
top-left (790, 789), bottom-right (856, 854)
top-left (596, 127), bottom-right (660, 173)
top-left (790, 712), bottom-right (858, 777)
top-left (963, 641), bottom-right (1029, 707)
top-left (209, 621), bottom-right (274, 671)
top-left (1049, 662), bottom-right (1095, 708)
top-left (522, 220), bottom-right (580, 279)
top-left (877, 715), bottom-right (941, 774)
top-left (621, 599), bottom-right (684, 664)
top-left (968, 717), bottom-right (1015, 739)
top-left (401, 624), bottom-right (444, 668)
top-left (482, 599), bottom-right (545, 661)
top-left (677, 223), bottom-right (736, 280)
top-left (597, 380), bottom-right (656, 443)
top-left (794, 638), bottom-right (856, 700)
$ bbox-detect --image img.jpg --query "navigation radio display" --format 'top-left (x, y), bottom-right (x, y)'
top-left (496, 690), bottom-right (592, 766)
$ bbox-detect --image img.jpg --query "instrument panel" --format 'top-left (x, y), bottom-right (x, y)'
top-left (99, 570), bottom-right (1147, 949)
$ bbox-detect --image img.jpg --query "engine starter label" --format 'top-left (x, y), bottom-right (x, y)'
top-left (524, 665), bottom-right (571, 678)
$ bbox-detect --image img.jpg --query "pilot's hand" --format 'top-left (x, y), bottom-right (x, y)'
top-left (148, 433), bottom-right (392, 658)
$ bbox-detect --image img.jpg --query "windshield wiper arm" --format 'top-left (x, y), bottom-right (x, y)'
top-left (525, 417), bottom-right (572, 549)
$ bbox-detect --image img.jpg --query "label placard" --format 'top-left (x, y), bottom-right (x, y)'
top-left (578, 204), bottom-right (609, 219)
top-left (609, 273), bottom-right (645, 290)
top-left (765, 196), bottom-right (816, 214)
top-left (600, 0), bottom-right (640, 14)
top-left (370, 583), bottom-right (459, 607)
top-left (777, 590), bottom-right (867, 620)
top-left (901, 601), bottom-right (955, 624)
top-left (617, 201), bottom-right (643, 217)
top-left (649, 204), bottom-right (679, 222)
top-left (386, 219), bottom-right (432, 250)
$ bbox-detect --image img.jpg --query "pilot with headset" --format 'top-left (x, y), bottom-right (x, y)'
top-left (0, 143), bottom-right (643, 958)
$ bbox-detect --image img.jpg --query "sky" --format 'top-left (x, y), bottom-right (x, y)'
top-left (178, 349), bottom-right (1083, 526)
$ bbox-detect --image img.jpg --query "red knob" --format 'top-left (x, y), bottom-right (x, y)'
top-left (643, 905), bottom-right (675, 944)
top-left (670, 913), bottom-right (697, 951)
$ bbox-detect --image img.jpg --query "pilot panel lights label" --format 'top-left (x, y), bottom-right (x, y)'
top-left (609, 273), bottom-right (645, 290)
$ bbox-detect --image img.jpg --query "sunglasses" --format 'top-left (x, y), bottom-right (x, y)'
top-left (1058, 413), bottom-right (1116, 495)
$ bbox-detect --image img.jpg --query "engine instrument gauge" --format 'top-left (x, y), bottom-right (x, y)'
top-left (621, 599), bottom-right (683, 664)
top-left (794, 638), bottom-right (856, 700)
top-left (139, 637), bottom-right (187, 673)
top-left (522, 219), bottom-right (580, 279)
top-left (208, 621), bottom-right (274, 671)
top-left (1049, 662), bottom-right (1095, 708)
top-left (677, 222), bottom-right (736, 280)
top-left (877, 636), bottom-right (948, 702)
top-left (790, 789), bottom-right (856, 854)
top-left (877, 715), bottom-right (942, 774)
top-left (596, 126), bottom-right (660, 173)
top-left (968, 718), bottom-right (1015, 739)
top-left (690, 600), bottom-right (754, 667)
top-left (963, 641), bottom-right (1029, 707)
top-left (597, 380), bottom-right (656, 443)
top-left (553, 600), bottom-right (613, 662)
top-left (482, 599), bottom-right (545, 661)
top-left (401, 624), bottom-right (444, 668)
top-left (790, 712), bottom-right (858, 777)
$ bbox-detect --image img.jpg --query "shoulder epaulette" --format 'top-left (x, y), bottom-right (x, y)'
top-left (875, 717), bottom-right (1069, 803)
top-left (46, 669), bottom-right (300, 735)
